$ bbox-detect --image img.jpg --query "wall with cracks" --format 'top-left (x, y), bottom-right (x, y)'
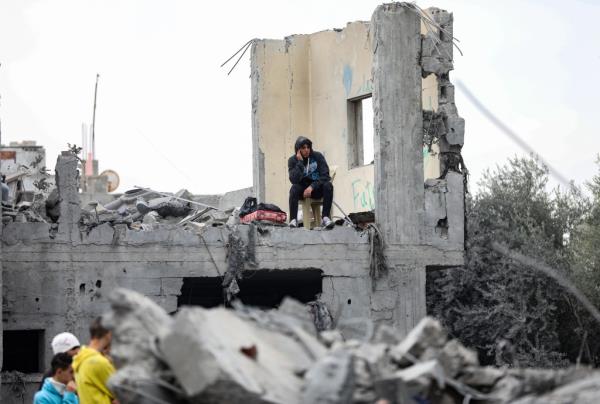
top-left (2, 218), bottom-right (379, 366)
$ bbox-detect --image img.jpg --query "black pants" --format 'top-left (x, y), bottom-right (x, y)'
top-left (289, 182), bottom-right (333, 222)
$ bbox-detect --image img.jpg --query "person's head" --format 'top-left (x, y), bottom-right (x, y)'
top-left (51, 332), bottom-right (81, 356)
top-left (89, 316), bottom-right (112, 349)
top-left (294, 136), bottom-right (312, 159)
top-left (50, 353), bottom-right (74, 385)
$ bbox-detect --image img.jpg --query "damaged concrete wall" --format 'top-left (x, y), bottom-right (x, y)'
top-left (1, 152), bottom-right (463, 383)
top-left (251, 21), bottom-right (443, 216)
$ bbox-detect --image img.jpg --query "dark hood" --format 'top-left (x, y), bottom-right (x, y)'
top-left (294, 136), bottom-right (313, 152)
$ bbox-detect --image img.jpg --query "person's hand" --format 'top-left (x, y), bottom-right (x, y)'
top-left (112, 400), bottom-right (121, 404)
top-left (303, 186), bottom-right (313, 198)
top-left (66, 381), bottom-right (77, 393)
top-left (296, 150), bottom-right (302, 161)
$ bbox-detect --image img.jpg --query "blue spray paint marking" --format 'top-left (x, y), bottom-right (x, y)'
top-left (343, 65), bottom-right (353, 97)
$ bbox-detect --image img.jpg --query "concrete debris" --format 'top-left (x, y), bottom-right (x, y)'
top-left (421, 32), bottom-right (453, 77)
top-left (301, 349), bottom-right (355, 404)
top-left (278, 297), bottom-right (318, 335)
top-left (1, 154), bottom-right (246, 234)
top-left (104, 289), bottom-right (600, 404)
top-left (389, 317), bottom-right (447, 366)
top-left (136, 196), bottom-right (191, 217)
top-left (307, 299), bottom-right (334, 332)
top-left (104, 289), bottom-right (182, 403)
top-left (76, 187), bottom-right (240, 233)
top-left (160, 307), bottom-right (312, 403)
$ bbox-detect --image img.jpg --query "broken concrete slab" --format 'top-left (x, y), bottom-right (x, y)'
top-left (458, 365), bottom-right (505, 387)
top-left (160, 306), bottom-right (322, 404)
top-left (511, 375), bottom-right (600, 404)
top-left (391, 359), bottom-right (445, 397)
top-left (389, 317), bottom-right (447, 365)
top-left (104, 288), bottom-right (178, 403)
top-left (277, 297), bottom-right (317, 335)
top-left (437, 339), bottom-right (479, 378)
top-left (92, 291), bottom-right (600, 404)
top-left (301, 349), bottom-right (354, 404)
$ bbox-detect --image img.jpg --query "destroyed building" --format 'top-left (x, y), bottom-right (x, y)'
top-left (1, 3), bottom-right (466, 402)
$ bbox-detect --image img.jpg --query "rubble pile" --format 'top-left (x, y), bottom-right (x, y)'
top-left (105, 289), bottom-right (600, 404)
top-left (1, 188), bottom-right (50, 224)
top-left (1, 180), bottom-right (239, 232)
top-left (80, 188), bottom-right (237, 232)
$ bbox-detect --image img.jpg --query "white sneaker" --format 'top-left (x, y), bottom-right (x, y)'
top-left (289, 219), bottom-right (298, 228)
top-left (322, 216), bottom-right (334, 229)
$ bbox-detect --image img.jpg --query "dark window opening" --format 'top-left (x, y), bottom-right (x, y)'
top-left (347, 94), bottom-right (374, 168)
top-left (178, 269), bottom-right (323, 310)
top-left (3, 329), bottom-right (45, 372)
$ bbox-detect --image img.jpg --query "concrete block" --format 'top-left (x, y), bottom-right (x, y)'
top-left (392, 360), bottom-right (445, 396)
top-left (511, 375), bottom-right (600, 404)
top-left (277, 297), bottom-right (316, 336)
top-left (337, 318), bottom-right (374, 342)
top-left (301, 349), bottom-right (354, 404)
top-left (438, 339), bottom-right (479, 378)
top-left (160, 307), bottom-right (323, 404)
top-left (445, 115), bottom-right (465, 146)
top-left (372, 324), bottom-right (402, 345)
top-left (104, 289), bottom-right (177, 403)
top-left (55, 153), bottom-right (81, 225)
top-left (459, 366), bottom-right (505, 387)
top-left (105, 289), bottom-right (173, 365)
top-left (390, 317), bottom-right (447, 365)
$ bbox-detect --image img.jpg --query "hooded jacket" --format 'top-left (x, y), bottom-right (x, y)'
top-left (34, 378), bottom-right (79, 404)
top-left (72, 346), bottom-right (116, 404)
top-left (288, 136), bottom-right (331, 190)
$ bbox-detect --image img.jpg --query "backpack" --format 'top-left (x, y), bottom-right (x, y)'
top-left (239, 197), bottom-right (258, 217)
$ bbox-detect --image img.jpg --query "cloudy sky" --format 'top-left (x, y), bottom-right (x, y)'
top-left (1, 0), bottom-right (598, 195)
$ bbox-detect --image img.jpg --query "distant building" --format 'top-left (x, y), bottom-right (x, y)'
top-left (0, 141), bottom-right (52, 203)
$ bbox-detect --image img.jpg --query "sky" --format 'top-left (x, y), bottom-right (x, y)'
top-left (0, 0), bottom-right (598, 195)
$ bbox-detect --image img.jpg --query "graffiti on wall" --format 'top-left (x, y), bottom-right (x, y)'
top-left (351, 178), bottom-right (375, 211)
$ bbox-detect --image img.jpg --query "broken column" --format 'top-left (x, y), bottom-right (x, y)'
top-left (55, 151), bottom-right (81, 240)
top-left (55, 152), bottom-right (82, 335)
top-left (371, 4), bottom-right (427, 335)
top-left (372, 3), bottom-right (424, 246)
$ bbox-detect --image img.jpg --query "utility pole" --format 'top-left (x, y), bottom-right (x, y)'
top-left (91, 73), bottom-right (99, 160)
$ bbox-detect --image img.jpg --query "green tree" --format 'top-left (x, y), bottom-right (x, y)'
top-left (427, 156), bottom-right (591, 367)
top-left (571, 158), bottom-right (600, 306)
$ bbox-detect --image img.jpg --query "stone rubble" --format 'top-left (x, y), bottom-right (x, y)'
top-left (105, 288), bottom-right (600, 404)
top-left (2, 162), bottom-right (238, 233)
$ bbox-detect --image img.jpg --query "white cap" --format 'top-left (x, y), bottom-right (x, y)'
top-left (51, 332), bottom-right (81, 354)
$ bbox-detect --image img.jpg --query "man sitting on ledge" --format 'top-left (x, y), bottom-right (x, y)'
top-left (288, 136), bottom-right (334, 229)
